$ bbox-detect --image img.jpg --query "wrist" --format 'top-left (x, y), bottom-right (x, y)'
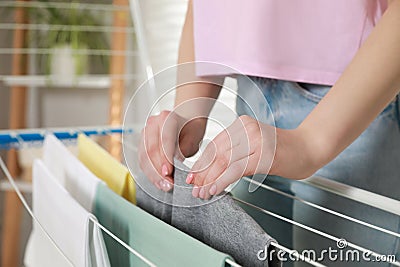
top-left (180, 116), bottom-right (207, 134)
top-left (269, 127), bottom-right (322, 180)
top-left (178, 117), bottom-right (208, 158)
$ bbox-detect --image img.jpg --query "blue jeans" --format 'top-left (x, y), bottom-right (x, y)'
top-left (232, 76), bottom-right (400, 266)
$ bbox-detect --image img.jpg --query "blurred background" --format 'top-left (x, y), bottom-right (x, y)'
top-left (0, 1), bottom-right (239, 266)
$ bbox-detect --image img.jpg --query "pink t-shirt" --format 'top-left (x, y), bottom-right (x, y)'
top-left (193, 0), bottom-right (388, 85)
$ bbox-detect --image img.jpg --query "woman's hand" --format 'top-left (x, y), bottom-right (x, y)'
top-left (138, 110), bottom-right (206, 192)
top-left (185, 115), bottom-right (275, 199)
top-left (186, 115), bottom-right (319, 199)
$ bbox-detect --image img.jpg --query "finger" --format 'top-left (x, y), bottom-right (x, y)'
top-left (143, 119), bottom-right (162, 173)
top-left (138, 139), bottom-right (163, 189)
top-left (192, 131), bottom-right (235, 199)
top-left (189, 124), bottom-right (234, 186)
top-left (139, 150), bottom-right (173, 191)
top-left (160, 111), bottom-right (178, 177)
top-left (197, 151), bottom-right (230, 199)
top-left (192, 185), bottom-right (201, 198)
top-left (138, 129), bottom-right (160, 184)
top-left (191, 121), bottom-right (250, 187)
top-left (208, 157), bottom-right (249, 196)
top-left (143, 117), bottom-right (173, 191)
top-left (188, 138), bottom-right (218, 186)
top-left (198, 137), bottom-right (252, 199)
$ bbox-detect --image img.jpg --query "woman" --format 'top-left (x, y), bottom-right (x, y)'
top-left (139, 1), bottom-right (400, 265)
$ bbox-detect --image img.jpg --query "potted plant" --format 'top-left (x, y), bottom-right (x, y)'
top-left (29, 1), bottom-right (109, 83)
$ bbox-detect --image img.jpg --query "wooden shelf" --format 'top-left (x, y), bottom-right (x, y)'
top-left (1, 75), bottom-right (112, 89)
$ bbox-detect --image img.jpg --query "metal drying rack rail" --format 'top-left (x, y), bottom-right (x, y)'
top-left (0, 126), bottom-right (132, 148)
top-left (0, 126), bottom-right (245, 267)
top-left (0, 126), bottom-right (399, 266)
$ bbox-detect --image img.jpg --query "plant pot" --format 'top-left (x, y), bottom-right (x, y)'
top-left (50, 44), bottom-right (88, 84)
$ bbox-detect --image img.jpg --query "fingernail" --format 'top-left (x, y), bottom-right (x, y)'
top-left (186, 173), bottom-right (194, 184)
top-left (199, 187), bottom-right (205, 199)
top-left (161, 180), bottom-right (172, 192)
top-left (161, 164), bottom-right (169, 177)
top-left (192, 186), bottom-right (200, 198)
top-left (164, 182), bottom-right (172, 191)
top-left (209, 184), bottom-right (217, 195)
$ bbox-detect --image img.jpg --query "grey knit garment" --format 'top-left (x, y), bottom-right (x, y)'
top-left (135, 180), bottom-right (172, 224)
top-left (136, 160), bottom-right (281, 267)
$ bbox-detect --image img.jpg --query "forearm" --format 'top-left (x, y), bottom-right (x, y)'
top-left (175, 0), bottom-right (222, 122)
top-left (272, 0), bottom-right (400, 178)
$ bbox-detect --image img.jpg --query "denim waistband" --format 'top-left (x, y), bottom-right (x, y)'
top-left (248, 76), bottom-right (399, 105)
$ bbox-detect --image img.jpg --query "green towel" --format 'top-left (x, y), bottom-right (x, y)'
top-left (94, 184), bottom-right (233, 267)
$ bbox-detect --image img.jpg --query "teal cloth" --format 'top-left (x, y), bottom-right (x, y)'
top-left (93, 184), bottom-right (232, 267)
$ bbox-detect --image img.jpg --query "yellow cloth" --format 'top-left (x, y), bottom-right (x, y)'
top-left (77, 134), bottom-right (136, 204)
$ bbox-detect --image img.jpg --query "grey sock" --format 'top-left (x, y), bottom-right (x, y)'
top-left (135, 172), bottom-right (172, 224)
top-left (136, 160), bottom-right (281, 267)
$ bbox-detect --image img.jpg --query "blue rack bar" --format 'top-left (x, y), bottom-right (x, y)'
top-left (0, 126), bottom-right (134, 147)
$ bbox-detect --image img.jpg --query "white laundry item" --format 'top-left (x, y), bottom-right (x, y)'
top-left (24, 221), bottom-right (72, 267)
top-left (24, 152), bottom-right (110, 266)
top-left (43, 134), bottom-right (99, 211)
top-left (42, 134), bottom-right (110, 267)
top-left (25, 160), bottom-right (89, 267)
top-left (25, 213), bottom-right (107, 267)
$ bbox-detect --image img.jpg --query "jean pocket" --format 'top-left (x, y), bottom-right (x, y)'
top-left (294, 82), bottom-right (397, 119)
top-left (292, 82), bottom-right (331, 103)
